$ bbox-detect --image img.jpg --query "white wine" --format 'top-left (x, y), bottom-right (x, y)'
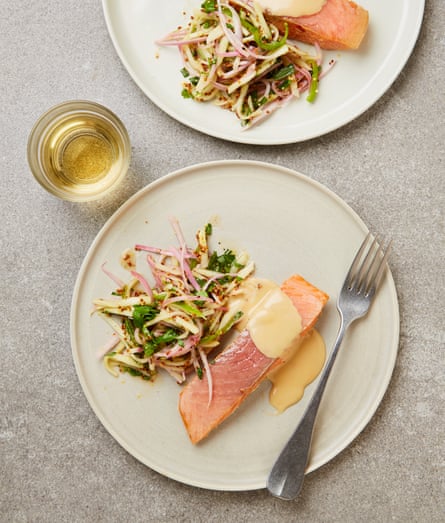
top-left (42, 114), bottom-right (122, 191)
top-left (28, 101), bottom-right (130, 201)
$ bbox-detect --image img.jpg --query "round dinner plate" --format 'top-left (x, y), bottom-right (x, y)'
top-left (71, 160), bottom-right (399, 490)
top-left (101, 0), bottom-right (424, 144)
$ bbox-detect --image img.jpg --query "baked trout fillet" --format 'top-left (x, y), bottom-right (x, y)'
top-left (179, 274), bottom-right (329, 444)
top-left (266, 0), bottom-right (369, 50)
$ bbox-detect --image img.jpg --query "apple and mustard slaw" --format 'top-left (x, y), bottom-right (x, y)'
top-left (93, 218), bottom-right (254, 397)
top-left (156, 0), bottom-right (332, 128)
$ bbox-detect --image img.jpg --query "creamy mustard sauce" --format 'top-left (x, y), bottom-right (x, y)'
top-left (256, 0), bottom-right (326, 18)
top-left (246, 287), bottom-right (302, 359)
top-left (223, 277), bottom-right (279, 332)
top-left (268, 329), bottom-right (326, 412)
top-left (224, 276), bottom-right (325, 413)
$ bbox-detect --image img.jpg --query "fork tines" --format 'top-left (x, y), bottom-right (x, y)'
top-left (348, 233), bottom-right (392, 296)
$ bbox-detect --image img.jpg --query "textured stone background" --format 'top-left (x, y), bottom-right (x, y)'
top-left (1, 1), bottom-right (443, 522)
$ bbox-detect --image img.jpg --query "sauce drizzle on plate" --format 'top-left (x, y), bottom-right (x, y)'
top-left (269, 329), bottom-right (326, 412)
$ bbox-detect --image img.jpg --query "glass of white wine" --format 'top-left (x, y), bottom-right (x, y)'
top-left (27, 100), bottom-right (131, 202)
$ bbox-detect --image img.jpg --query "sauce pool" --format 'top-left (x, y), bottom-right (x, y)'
top-left (268, 329), bottom-right (326, 412)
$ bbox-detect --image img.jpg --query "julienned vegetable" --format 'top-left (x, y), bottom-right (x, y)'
top-left (156, 0), bottom-right (332, 128)
top-left (93, 218), bottom-right (255, 392)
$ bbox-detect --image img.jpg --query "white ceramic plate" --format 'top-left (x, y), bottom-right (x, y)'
top-left (102, 0), bottom-right (424, 144)
top-left (71, 160), bottom-right (399, 490)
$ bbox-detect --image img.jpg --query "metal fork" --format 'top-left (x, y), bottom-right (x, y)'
top-left (267, 233), bottom-right (392, 501)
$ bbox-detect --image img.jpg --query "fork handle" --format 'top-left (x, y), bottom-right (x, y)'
top-left (266, 319), bottom-right (349, 500)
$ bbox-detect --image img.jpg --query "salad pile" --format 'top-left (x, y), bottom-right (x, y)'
top-left (93, 218), bottom-right (254, 395)
top-left (156, 0), bottom-right (331, 128)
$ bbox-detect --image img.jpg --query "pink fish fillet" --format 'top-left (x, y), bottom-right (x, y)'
top-left (266, 0), bottom-right (369, 50)
top-left (179, 274), bottom-right (329, 444)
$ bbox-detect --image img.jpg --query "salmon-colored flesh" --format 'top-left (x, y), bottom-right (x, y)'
top-left (179, 275), bottom-right (329, 444)
top-left (281, 275), bottom-right (329, 334)
top-left (267, 0), bottom-right (369, 50)
top-left (180, 330), bottom-right (275, 444)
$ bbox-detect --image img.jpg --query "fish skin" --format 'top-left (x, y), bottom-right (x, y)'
top-left (179, 274), bottom-right (329, 444)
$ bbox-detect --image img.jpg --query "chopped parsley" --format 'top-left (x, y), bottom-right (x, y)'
top-left (132, 304), bottom-right (159, 329)
top-left (207, 249), bottom-right (240, 273)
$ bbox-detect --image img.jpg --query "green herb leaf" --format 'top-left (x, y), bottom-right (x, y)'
top-left (240, 13), bottom-right (288, 51)
top-left (132, 304), bottom-right (159, 329)
top-left (143, 329), bottom-right (180, 356)
top-left (154, 328), bottom-right (180, 345)
top-left (123, 367), bottom-right (142, 377)
top-left (278, 78), bottom-right (291, 90)
top-left (207, 249), bottom-right (237, 273)
top-left (143, 341), bottom-right (156, 357)
top-left (251, 91), bottom-right (268, 110)
top-left (201, 0), bottom-right (216, 13)
top-left (272, 64), bottom-right (294, 81)
top-left (181, 88), bottom-right (193, 99)
top-left (171, 301), bottom-right (205, 318)
top-left (124, 318), bottom-right (137, 345)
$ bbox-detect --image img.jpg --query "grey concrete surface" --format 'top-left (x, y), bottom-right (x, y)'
top-left (1, 1), bottom-right (444, 522)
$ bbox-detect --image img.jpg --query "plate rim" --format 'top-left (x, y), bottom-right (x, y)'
top-left (101, 0), bottom-right (425, 145)
top-left (70, 159), bottom-right (400, 490)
